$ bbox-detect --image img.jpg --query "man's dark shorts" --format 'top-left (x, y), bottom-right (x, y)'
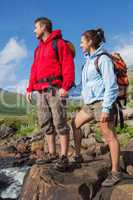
top-left (37, 88), bottom-right (70, 135)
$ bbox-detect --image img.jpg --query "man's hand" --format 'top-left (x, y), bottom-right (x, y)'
top-left (26, 92), bottom-right (32, 103)
top-left (59, 88), bottom-right (68, 97)
top-left (100, 112), bottom-right (109, 122)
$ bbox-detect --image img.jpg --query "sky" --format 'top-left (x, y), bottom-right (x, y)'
top-left (0, 0), bottom-right (133, 93)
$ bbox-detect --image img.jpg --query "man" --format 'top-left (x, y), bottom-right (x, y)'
top-left (26, 17), bottom-right (75, 171)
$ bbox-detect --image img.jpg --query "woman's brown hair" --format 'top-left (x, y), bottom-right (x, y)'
top-left (82, 28), bottom-right (106, 49)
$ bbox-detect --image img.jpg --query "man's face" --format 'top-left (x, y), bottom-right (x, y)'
top-left (34, 22), bottom-right (45, 39)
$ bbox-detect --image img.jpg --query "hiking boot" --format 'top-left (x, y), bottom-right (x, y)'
top-left (54, 155), bottom-right (69, 172)
top-left (72, 154), bottom-right (84, 164)
top-left (36, 153), bottom-right (59, 165)
top-left (102, 171), bottom-right (122, 187)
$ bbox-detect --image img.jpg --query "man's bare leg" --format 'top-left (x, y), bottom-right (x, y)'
top-left (46, 133), bottom-right (56, 155)
top-left (60, 134), bottom-right (69, 156)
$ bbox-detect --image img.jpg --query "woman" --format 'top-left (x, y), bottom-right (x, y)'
top-left (72, 28), bottom-right (122, 186)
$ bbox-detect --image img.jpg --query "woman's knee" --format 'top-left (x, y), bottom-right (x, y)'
top-left (99, 122), bottom-right (116, 143)
top-left (71, 116), bottom-right (80, 129)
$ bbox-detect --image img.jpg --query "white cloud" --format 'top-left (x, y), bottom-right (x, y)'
top-left (0, 38), bottom-right (28, 88)
top-left (113, 32), bottom-right (133, 67)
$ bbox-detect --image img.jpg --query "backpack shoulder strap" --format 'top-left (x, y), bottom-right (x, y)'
top-left (94, 52), bottom-right (112, 74)
top-left (52, 38), bottom-right (59, 61)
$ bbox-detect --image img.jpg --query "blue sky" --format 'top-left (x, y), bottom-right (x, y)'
top-left (0, 0), bottom-right (133, 93)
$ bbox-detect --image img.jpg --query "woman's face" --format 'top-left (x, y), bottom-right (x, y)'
top-left (80, 35), bottom-right (91, 53)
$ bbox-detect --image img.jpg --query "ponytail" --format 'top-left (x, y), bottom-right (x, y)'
top-left (95, 28), bottom-right (106, 43)
top-left (82, 28), bottom-right (106, 49)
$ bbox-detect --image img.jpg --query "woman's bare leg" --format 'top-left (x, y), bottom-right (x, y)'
top-left (71, 109), bottom-right (93, 155)
top-left (100, 121), bottom-right (120, 172)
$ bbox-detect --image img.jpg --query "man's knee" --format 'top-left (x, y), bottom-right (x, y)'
top-left (45, 131), bottom-right (55, 136)
top-left (55, 124), bottom-right (70, 136)
top-left (41, 126), bottom-right (55, 136)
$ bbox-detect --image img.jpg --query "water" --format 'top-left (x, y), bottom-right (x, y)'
top-left (0, 166), bottom-right (29, 199)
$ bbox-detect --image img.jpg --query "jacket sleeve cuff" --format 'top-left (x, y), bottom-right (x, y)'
top-left (62, 82), bottom-right (73, 91)
top-left (26, 86), bottom-right (33, 93)
top-left (102, 107), bottom-right (110, 113)
top-left (62, 86), bottom-right (69, 92)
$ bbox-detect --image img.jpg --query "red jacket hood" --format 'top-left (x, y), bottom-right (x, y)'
top-left (39, 30), bottom-right (62, 45)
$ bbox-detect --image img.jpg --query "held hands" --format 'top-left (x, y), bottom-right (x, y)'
top-left (26, 92), bottom-right (32, 103)
top-left (100, 112), bottom-right (109, 122)
top-left (59, 88), bottom-right (68, 97)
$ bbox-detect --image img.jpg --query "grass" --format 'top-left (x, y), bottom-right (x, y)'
top-left (116, 123), bottom-right (133, 138)
top-left (0, 87), bottom-right (133, 140)
top-left (0, 89), bottom-right (36, 115)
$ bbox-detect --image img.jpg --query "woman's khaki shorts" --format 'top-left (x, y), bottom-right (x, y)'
top-left (82, 101), bottom-right (117, 123)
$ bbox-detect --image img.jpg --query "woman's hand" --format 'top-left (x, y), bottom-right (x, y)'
top-left (100, 112), bottom-right (109, 122)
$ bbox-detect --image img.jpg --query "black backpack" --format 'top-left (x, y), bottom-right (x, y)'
top-left (52, 38), bottom-right (76, 89)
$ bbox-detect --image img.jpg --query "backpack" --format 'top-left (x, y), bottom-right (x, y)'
top-left (52, 38), bottom-right (76, 59)
top-left (95, 52), bottom-right (129, 104)
top-left (52, 38), bottom-right (76, 88)
top-left (95, 52), bottom-right (129, 128)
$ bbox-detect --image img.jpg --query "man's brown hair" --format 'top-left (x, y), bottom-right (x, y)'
top-left (34, 17), bottom-right (52, 33)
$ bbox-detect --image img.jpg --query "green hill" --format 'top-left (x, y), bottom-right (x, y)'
top-left (0, 68), bottom-right (132, 116)
top-left (0, 89), bottom-right (33, 116)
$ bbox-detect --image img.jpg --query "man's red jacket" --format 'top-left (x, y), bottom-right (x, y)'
top-left (27, 30), bottom-right (75, 92)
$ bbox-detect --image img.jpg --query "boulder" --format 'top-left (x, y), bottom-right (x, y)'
top-left (123, 108), bottom-right (133, 120)
top-left (94, 179), bottom-right (133, 200)
top-left (19, 159), bottom-right (110, 200)
top-left (127, 165), bottom-right (133, 176)
top-left (122, 138), bottom-right (133, 167)
top-left (0, 124), bottom-right (17, 139)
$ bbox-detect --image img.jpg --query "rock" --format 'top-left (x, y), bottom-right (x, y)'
top-left (0, 157), bottom-right (16, 170)
top-left (0, 124), bottom-right (17, 139)
top-left (94, 179), bottom-right (133, 200)
top-left (126, 138), bottom-right (133, 151)
top-left (81, 140), bottom-right (109, 159)
top-left (31, 131), bottom-right (45, 142)
top-left (81, 138), bottom-right (96, 149)
top-left (0, 151), bottom-right (15, 158)
top-left (127, 165), bottom-right (133, 175)
top-left (125, 119), bottom-right (133, 127)
top-left (31, 139), bottom-right (44, 153)
top-left (111, 182), bottom-right (133, 200)
top-left (0, 145), bottom-right (17, 158)
top-left (80, 123), bottom-right (92, 138)
top-left (19, 160), bottom-right (110, 200)
top-left (3, 145), bottom-right (17, 153)
top-left (123, 108), bottom-right (133, 120)
top-left (17, 136), bottom-right (31, 144)
top-left (122, 138), bottom-right (133, 167)
top-left (0, 172), bottom-right (13, 194)
top-left (16, 143), bottom-right (29, 154)
top-left (119, 155), bottom-right (126, 171)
